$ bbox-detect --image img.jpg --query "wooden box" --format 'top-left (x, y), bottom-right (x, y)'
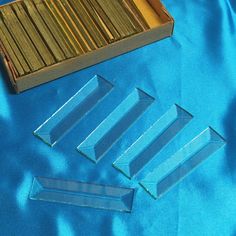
top-left (0, 0), bottom-right (174, 93)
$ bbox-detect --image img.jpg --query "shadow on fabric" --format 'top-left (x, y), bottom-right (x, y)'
top-left (223, 95), bottom-right (236, 181)
top-left (229, 0), bottom-right (236, 14)
top-left (0, 60), bottom-right (15, 94)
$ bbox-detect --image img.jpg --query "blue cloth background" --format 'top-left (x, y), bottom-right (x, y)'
top-left (0, 0), bottom-right (236, 235)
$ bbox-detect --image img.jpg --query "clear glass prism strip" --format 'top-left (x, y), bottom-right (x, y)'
top-left (140, 127), bottom-right (226, 199)
top-left (29, 177), bottom-right (135, 212)
top-left (113, 104), bottom-right (193, 178)
top-left (77, 88), bottom-right (155, 163)
top-left (34, 75), bottom-right (113, 146)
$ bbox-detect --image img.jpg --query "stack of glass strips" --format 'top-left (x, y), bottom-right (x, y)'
top-left (0, 0), bottom-right (150, 77)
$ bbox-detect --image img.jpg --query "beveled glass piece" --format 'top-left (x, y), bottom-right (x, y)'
top-left (113, 104), bottom-right (193, 178)
top-left (34, 75), bottom-right (113, 146)
top-left (29, 177), bottom-right (135, 212)
top-left (77, 88), bottom-right (154, 163)
top-left (140, 127), bottom-right (226, 199)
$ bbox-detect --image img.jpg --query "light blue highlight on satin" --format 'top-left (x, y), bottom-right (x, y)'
top-left (16, 172), bottom-right (32, 211)
top-left (0, 74), bottom-right (10, 120)
top-left (57, 215), bottom-right (75, 236)
top-left (113, 104), bottom-right (193, 178)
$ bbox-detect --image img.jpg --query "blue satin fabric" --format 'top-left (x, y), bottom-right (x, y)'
top-left (0, 0), bottom-right (236, 235)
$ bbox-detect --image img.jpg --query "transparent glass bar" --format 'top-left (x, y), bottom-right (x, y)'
top-left (34, 75), bottom-right (113, 146)
top-left (140, 127), bottom-right (225, 199)
top-left (113, 104), bottom-right (193, 178)
top-left (77, 88), bottom-right (155, 163)
top-left (29, 177), bottom-right (134, 212)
